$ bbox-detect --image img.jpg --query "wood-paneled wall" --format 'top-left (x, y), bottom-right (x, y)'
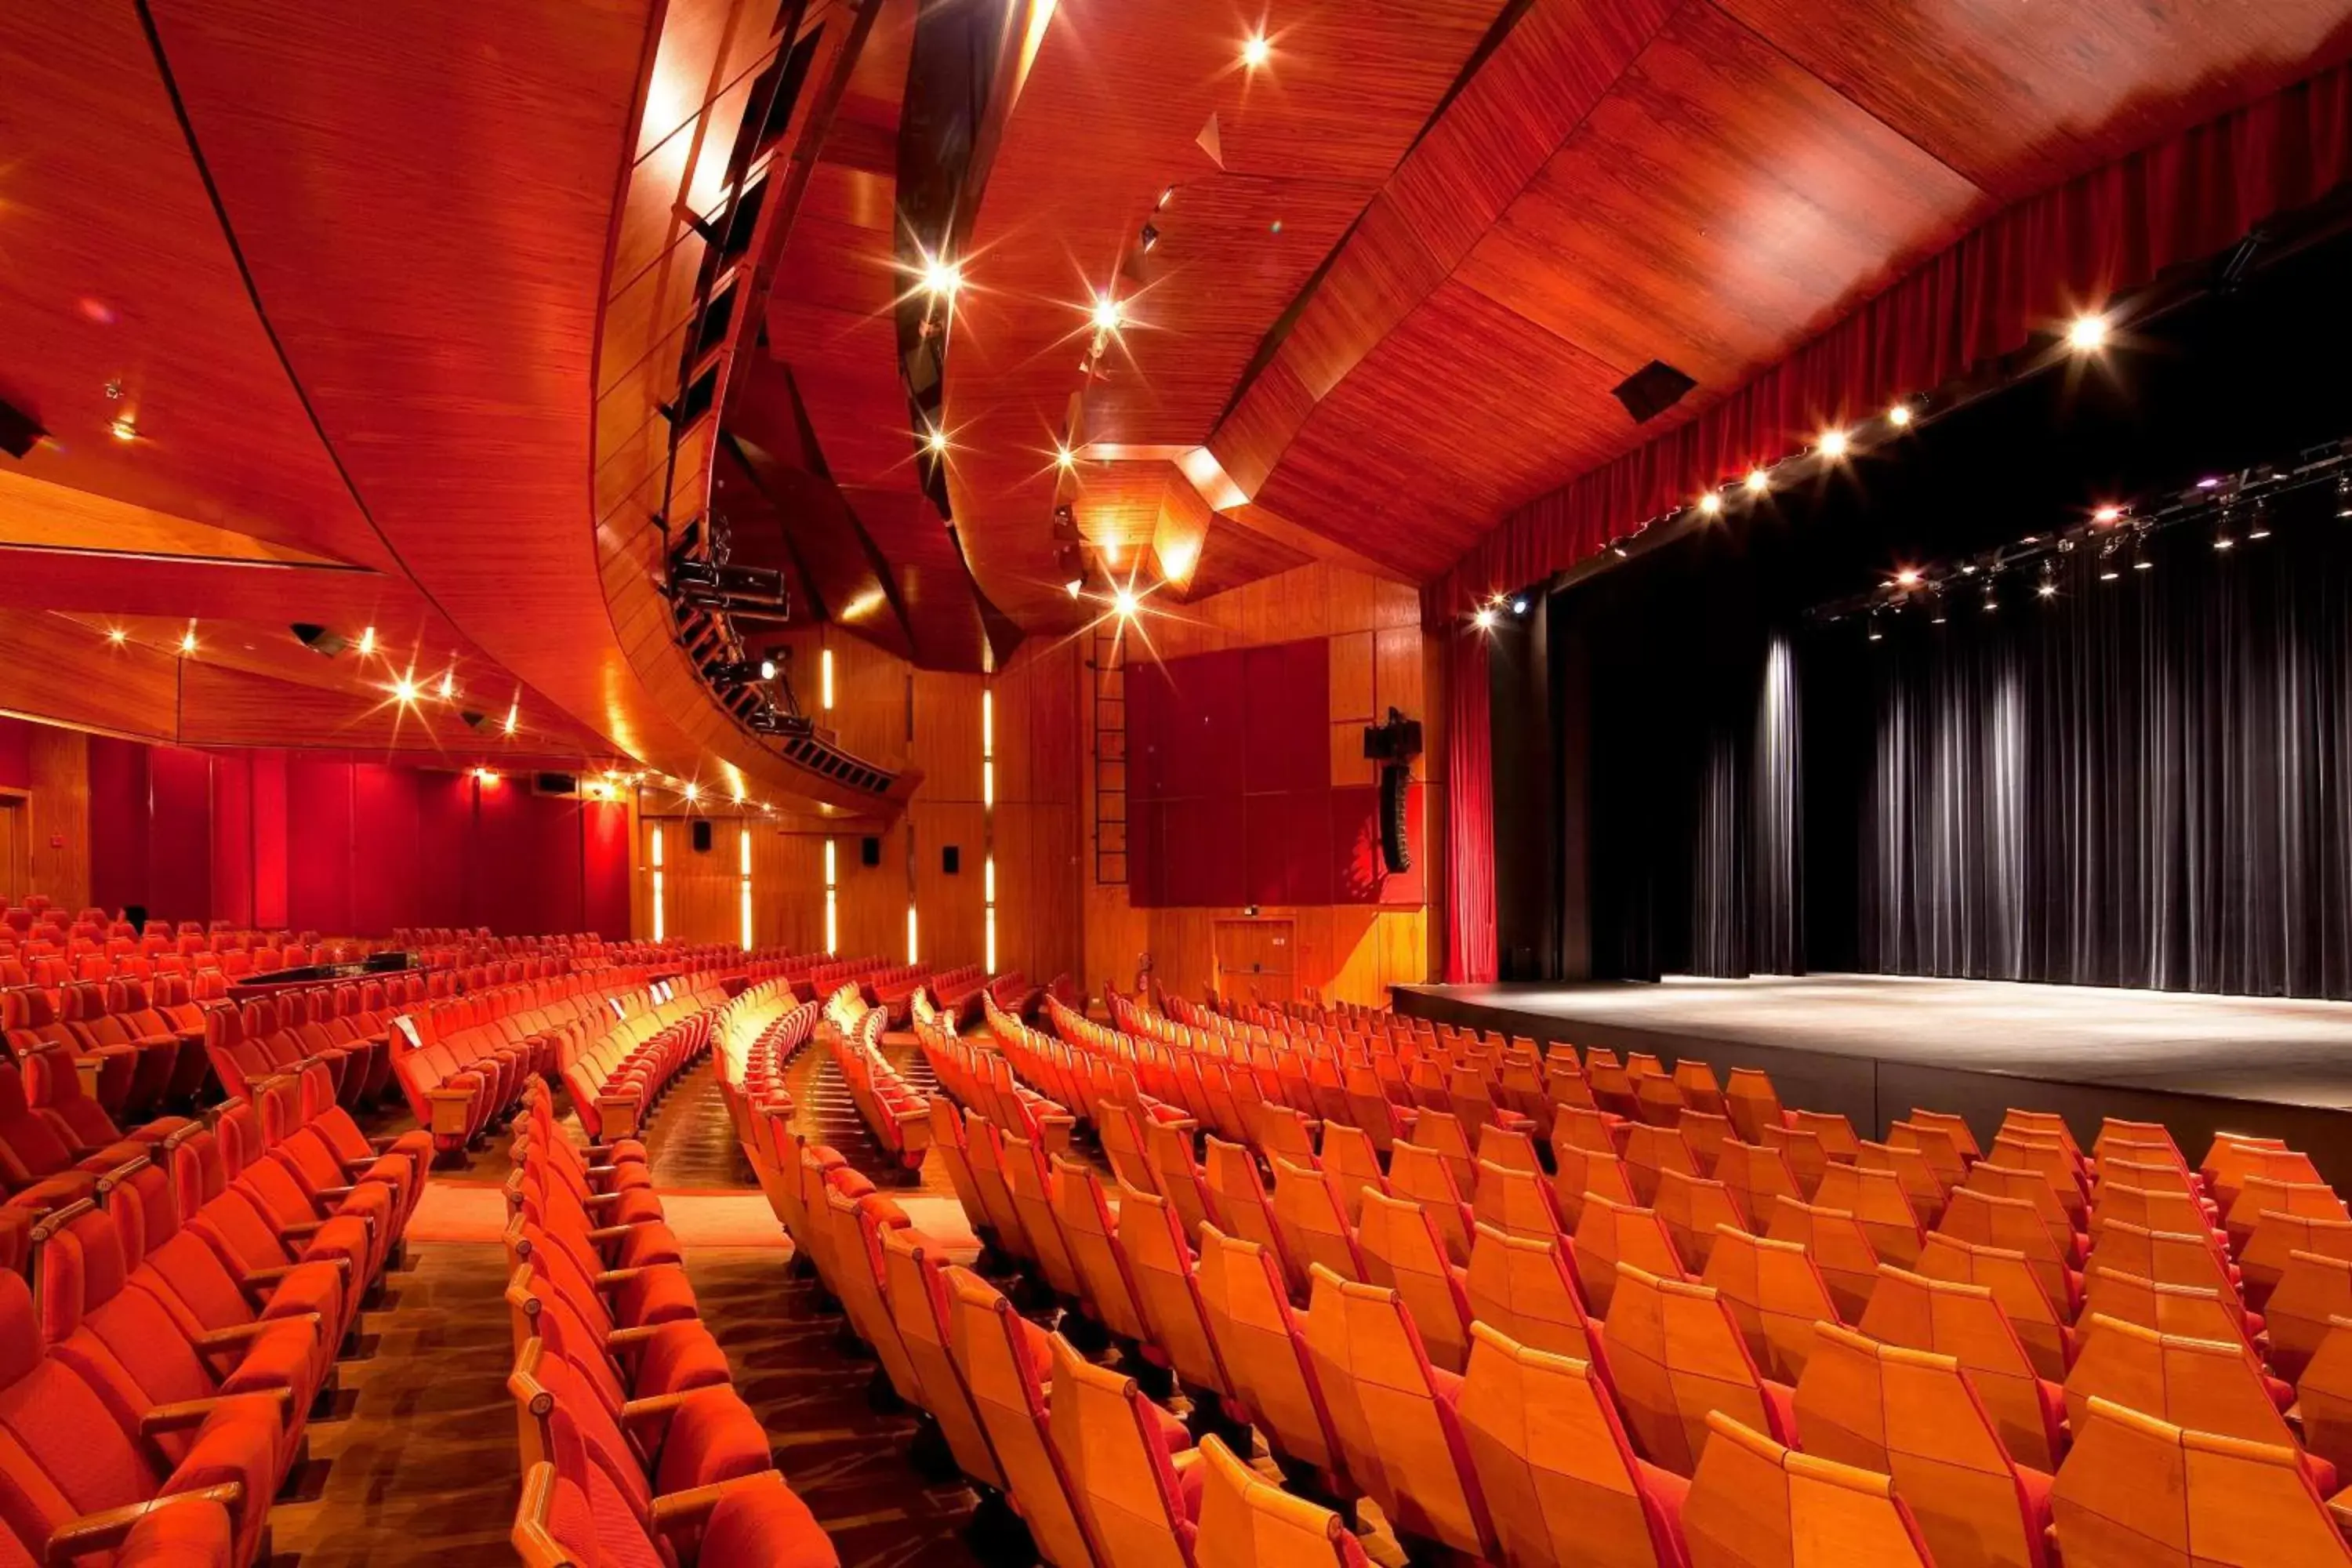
top-left (635, 633), bottom-right (1085, 983)
top-left (25, 726), bottom-right (91, 911)
top-left (1085, 563), bottom-right (1442, 1007)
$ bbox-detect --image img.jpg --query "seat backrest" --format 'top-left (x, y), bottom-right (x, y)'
top-left (1386, 1142), bottom-right (1472, 1265)
top-left (2052, 1396), bottom-right (2352, 1567)
top-left (2082, 1265), bottom-right (2250, 1352)
top-left (1917, 1231), bottom-right (2072, 1381)
top-left (945, 1269), bottom-right (1100, 1568)
top-left (1272, 1158), bottom-right (1365, 1287)
top-left (1655, 1167), bottom-right (1749, 1272)
top-left (1456, 1321), bottom-right (1679, 1568)
top-left (1793, 1323), bottom-right (2050, 1568)
top-left (1194, 1225), bottom-right (1340, 1475)
top-left (1299, 1265), bottom-right (1490, 1559)
top-left (1049, 1156), bottom-right (1151, 1345)
top-left (2063, 1312), bottom-right (2299, 1454)
top-left (1574, 1195), bottom-right (1688, 1317)
top-left (1701, 1226), bottom-right (1841, 1384)
top-left (1047, 1336), bottom-right (1194, 1568)
top-left (1603, 1261), bottom-right (1785, 1476)
top-left (1191, 1433), bottom-right (1370, 1568)
top-left (1115, 1183), bottom-right (1229, 1396)
top-left (877, 1227), bottom-right (1001, 1490)
top-left (1465, 1222), bottom-right (1595, 1363)
top-left (1856, 1265), bottom-right (2060, 1471)
top-left (1722, 1069), bottom-right (1785, 1145)
top-left (1681, 1410), bottom-right (1934, 1568)
top-left (1355, 1189), bottom-right (1473, 1374)
top-left (1814, 1163), bottom-right (1924, 1268)
top-left (1472, 1160), bottom-right (1565, 1247)
top-left (1621, 1123), bottom-right (1698, 1207)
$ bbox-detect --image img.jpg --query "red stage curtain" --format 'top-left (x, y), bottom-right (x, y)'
top-left (1428, 61), bottom-right (2352, 620)
top-left (1444, 632), bottom-right (1497, 984)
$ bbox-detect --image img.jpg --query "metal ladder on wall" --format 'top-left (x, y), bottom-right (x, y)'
top-left (1091, 620), bottom-right (1127, 884)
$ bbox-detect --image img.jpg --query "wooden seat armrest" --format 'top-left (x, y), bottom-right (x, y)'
top-left (594, 1267), bottom-right (648, 1290)
top-left (583, 1191), bottom-right (624, 1211)
top-left (647, 1472), bottom-right (785, 1534)
top-left (45, 1484), bottom-right (245, 1567)
top-left (2328, 1487), bottom-right (2352, 1535)
top-left (141, 1386), bottom-right (294, 1438)
top-left (620, 1391), bottom-right (697, 1427)
top-left (194, 1314), bottom-right (321, 1354)
top-left (602, 1323), bottom-right (667, 1348)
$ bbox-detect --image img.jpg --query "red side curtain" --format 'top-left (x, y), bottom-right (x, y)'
top-left (1444, 630), bottom-right (1497, 984)
top-left (1428, 61), bottom-right (2352, 619)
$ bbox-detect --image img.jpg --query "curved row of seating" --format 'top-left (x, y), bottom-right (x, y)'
top-left (915, 990), bottom-right (2352, 1566)
top-left (819, 991), bottom-right (931, 1170)
top-left (503, 1076), bottom-right (838, 1567)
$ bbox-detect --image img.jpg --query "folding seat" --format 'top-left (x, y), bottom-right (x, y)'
top-left (0, 1062), bottom-right (143, 1198)
top-left (1917, 1231), bottom-right (2074, 1381)
top-left (1679, 1411), bottom-right (1933, 1568)
top-left (2085, 1218), bottom-right (2245, 1334)
top-left (1757, 1123), bottom-right (1830, 1201)
top-left (1004, 1131), bottom-right (1087, 1302)
top-left (1676, 1109), bottom-right (1733, 1179)
top-left (875, 1227), bottom-right (1004, 1491)
top-left (1575, 1195), bottom-right (1690, 1317)
top-left (1270, 1158), bottom-right (1366, 1287)
top-left (1341, 1066), bottom-right (1415, 1156)
top-left (2225, 1175), bottom-right (2347, 1262)
top-left (1852, 1133), bottom-right (1956, 1228)
top-left (945, 1271), bottom-right (1102, 1568)
top-left (1465, 1222), bottom-right (1599, 1363)
top-left (1544, 1056), bottom-right (1598, 1113)
top-left (1813, 1162), bottom-right (1924, 1268)
top-left (2243, 1211), bottom-right (2352, 1313)
top-left (1858, 1265), bottom-right (2065, 1470)
top-left (1671, 1058), bottom-right (1724, 1118)
top-left (2062, 1312), bottom-right (2328, 1488)
top-left (1373, 1141), bottom-right (1469, 1269)
top-left (1603, 1262), bottom-right (1793, 1477)
top-left (1200, 1139), bottom-right (1299, 1297)
top-left (1048, 1156), bottom-right (1153, 1349)
top-left (1968, 1160), bottom-right (2084, 1262)
top-left (2, 986), bottom-right (139, 1116)
top-left (1942, 1187), bottom-right (2082, 1327)
top-left (1116, 1185), bottom-right (1233, 1405)
top-left (1622, 1123), bottom-right (1700, 1208)
top-left (0, 1270), bottom-right (275, 1568)
top-left (1633, 1074), bottom-right (1686, 1129)
top-left (1300, 1266), bottom-right (1494, 1559)
top-left (1190, 1432), bottom-right (1370, 1568)
top-left (1314, 1123), bottom-right (1386, 1226)
top-left (1457, 1321), bottom-right (1690, 1568)
top-left (815, 1186), bottom-right (926, 1410)
top-left (1140, 1120), bottom-right (1214, 1243)
top-left (503, 1262), bottom-right (732, 1426)
top-left (1472, 1158), bottom-right (1566, 1250)
top-left (106, 978), bottom-right (209, 1106)
top-left (1722, 1069), bottom-right (1788, 1145)
top-left (1408, 1110), bottom-right (1481, 1201)
top-left (1653, 1168), bottom-right (1748, 1271)
top-left (2080, 1265), bottom-right (2257, 1360)
top-left (1552, 1131), bottom-right (1639, 1232)
top-left (1792, 1323), bottom-right (2053, 1568)
top-left (1046, 1336), bottom-right (1199, 1568)
top-left (1351, 1189), bottom-right (1474, 1374)
top-left (1194, 1225), bottom-right (1347, 1488)
top-left (1713, 1138), bottom-right (1801, 1231)
top-left (1700, 1228), bottom-right (1840, 1385)
top-left (507, 1340), bottom-right (800, 1567)
top-left (60, 982), bottom-right (179, 1112)
top-left (960, 1112), bottom-right (1036, 1261)
top-left (1888, 1116), bottom-right (1974, 1193)
top-left (2051, 1396), bottom-right (2352, 1566)
top-left (36, 1202), bottom-right (310, 1479)
top-left (2269, 1250), bottom-right (2352, 1385)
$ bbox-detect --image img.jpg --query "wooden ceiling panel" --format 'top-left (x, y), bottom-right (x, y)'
top-left (1715, 0), bottom-right (2352, 202)
top-left (1455, 5), bottom-right (1988, 392)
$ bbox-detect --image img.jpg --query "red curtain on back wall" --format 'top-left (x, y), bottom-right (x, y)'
top-left (1428, 60), bottom-right (2352, 986)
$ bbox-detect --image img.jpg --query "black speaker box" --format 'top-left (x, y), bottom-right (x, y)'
top-left (0, 398), bottom-right (43, 460)
top-left (691, 819), bottom-right (714, 854)
top-left (942, 846), bottom-right (960, 875)
top-left (860, 836), bottom-right (881, 867)
top-left (1380, 763), bottom-right (1412, 874)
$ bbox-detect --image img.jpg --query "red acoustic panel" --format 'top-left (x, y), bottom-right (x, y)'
top-left (1243, 641), bottom-right (1331, 793)
top-left (250, 751), bottom-right (288, 928)
top-left (285, 757), bottom-right (354, 937)
top-left (582, 799), bottom-right (632, 938)
top-left (210, 753), bottom-right (253, 930)
top-left (350, 764), bottom-right (421, 939)
top-left (1127, 797), bottom-right (1165, 907)
top-left (1162, 794), bottom-right (1247, 908)
top-left (414, 771), bottom-right (474, 929)
top-left (0, 717), bottom-right (31, 791)
top-left (1246, 791), bottom-right (1336, 907)
top-left (146, 747), bottom-right (214, 925)
top-left (86, 738), bottom-right (150, 919)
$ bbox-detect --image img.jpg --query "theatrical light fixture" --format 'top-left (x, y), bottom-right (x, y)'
top-left (1091, 293), bottom-right (1123, 334)
top-left (1744, 468), bottom-right (1770, 495)
top-left (918, 255), bottom-right (963, 299)
top-left (503, 700), bottom-right (518, 735)
top-left (474, 768), bottom-right (499, 784)
top-left (2092, 504), bottom-right (2123, 525)
top-left (1983, 583), bottom-right (1998, 612)
top-left (393, 676), bottom-right (419, 703)
top-left (1512, 598), bottom-right (1529, 615)
top-left (178, 625), bottom-right (198, 655)
top-left (1474, 607), bottom-right (1497, 630)
top-left (109, 415), bottom-right (138, 442)
top-left (1242, 33), bottom-right (1270, 67)
top-left (1113, 587), bottom-right (1139, 619)
top-left (2037, 561), bottom-right (2057, 600)
top-left (1886, 403), bottom-right (1913, 427)
top-left (1866, 615), bottom-right (1882, 643)
top-left (758, 656), bottom-right (779, 681)
top-left (1065, 579), bottom-right (1083, 598)
top-left (2066, 313), bottom-right (2110, 352)
top-left (1054, 444), bottom-right (1076, 470)
top-left (1818, 428), bottom-right (1850, 459)
top-left (1895, 568), bottom-right (1921, 587)
top-left (2247, 499), bottom-right (2271, 540)
top-left (1697, 491), bottom-right (1722, 517)
top-left (1139, 222), bottom-right (1160, 253)
top-left (683, 781), bottom-right (702, 802)
top-left (924, 426), bottom-right (949, 456)
top-left (437, 670), bottom-right (456, 700)
top-left (2098, 543), bottom-right (2122, 582)
top-left (2338, 477), bottom-right (2352, 517)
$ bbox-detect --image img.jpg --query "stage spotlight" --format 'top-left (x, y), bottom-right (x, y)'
top-left (1895, 568), bottom-right (1921, 587)
top-left (2092, 504), bottom-right (2123, 525)
top-left (683, 781), bottom-right (702, 802)
top-left (1818, 428), bottom-right (1849, 459)
top-left (2212, 532), bottom-right (2234, 552)
top-left (2067, 313), bottom-right (2110, 351)
top-left (1866, 615), bottom-right (1882, 643)
top-left (1512, 598), bottom-right (1528, 615)
top-left (919, 255), bottom-right (962, 300)
top-left (179, 626), bottom-right (198, 655)
top-left (1055, 444), bottom-right (1076, 470)
top-left (1982, 583), bottom-right (1998, 612)
top-left (924, 426), bottom-right (949, 455)
top-left (1474, 607), bottom-right (1497, 630)
top-left (2247, 499), bottom-right (2271, 540)
top-left (1113, 587), bottom-right (1138, 618)
top-left (2037, 561), bottom-right (2057, 600)
top-left (758, 656), bottom-right (779, 681)
top-left (1744, 468), bottom-right (1769, 495)
top-left (1697, 491), bottom-right (1722, 517)
top-left (1886, 403), bottom-right (1913, 427)
top-left (2098, 545), bottom-right (2122, 582)
top-left (1091, 293), bottom-right (1123, 333)
top-left (2338, 476), bottom-right (2352, 517)
top-left (393, 677), bottom-right (419, 704)
top-left (2132, 534), bottom-right (2152, 572)
top-left (1065, 579), bottom-right (1083, 598)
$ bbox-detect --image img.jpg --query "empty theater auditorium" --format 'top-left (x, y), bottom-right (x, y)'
top-left (10, 4), bottom-right (2352, 1568)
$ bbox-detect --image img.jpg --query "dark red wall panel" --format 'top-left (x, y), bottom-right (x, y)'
top-left (87, 737), bottom-right (150, 918)
top-left (0, 717), bottom-right (31, 791)
top-left (350, 764), bottom-right (421, 939)
top-left (210, 753), bottom-right (253, 930)
top-left (415, 772), bottom-right (473, 929)
top-left (146, 748), bottom-right (214, 924)
top-left (582, 800), bottom-right (632, 938)
top-left (285, 757), bottom-right (354, 937)
top-left (1243, 641), bottom-right (1330, 793)
top-left (250, 752), bottom-right (289, 928)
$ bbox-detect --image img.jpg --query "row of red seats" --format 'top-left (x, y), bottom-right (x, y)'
top-left (389, 971), bottom-right (651, 1154)
top-left (504, 1077), bottom-right (837, 1567)
top-left (4, 975), bottom-right (209, 1120)
top-left (820, 992), bottom-right (930, 1170)
top-left (954, 989), bottom-right (2352, 1566)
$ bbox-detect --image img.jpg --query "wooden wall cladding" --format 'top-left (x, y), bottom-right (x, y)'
top-left (25, 727), bottom-right (92, 912)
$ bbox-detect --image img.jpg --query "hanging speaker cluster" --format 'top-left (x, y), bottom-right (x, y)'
top-left (1380, 763), bottom-right (1412, 875)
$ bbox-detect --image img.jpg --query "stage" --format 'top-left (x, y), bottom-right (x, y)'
top-left (1392, 974), bottom-right (2352, 1188)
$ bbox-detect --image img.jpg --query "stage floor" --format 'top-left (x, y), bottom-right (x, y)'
top-left (1392, 974), bottom-right (2352, 1184)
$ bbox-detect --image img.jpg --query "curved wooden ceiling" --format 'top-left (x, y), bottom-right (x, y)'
top-left (942, 0), bottom-right (2352, 602)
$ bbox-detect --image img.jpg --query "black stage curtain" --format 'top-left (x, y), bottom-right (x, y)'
top-left (1583, 487), bottom-right (2352, 1000)
top-left (1846, 509), bottom-right (2352, 997)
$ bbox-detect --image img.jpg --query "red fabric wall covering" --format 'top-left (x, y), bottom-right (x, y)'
top-left (209, 753), bottom-right (254, 931)
top-left (285, 756), bottom-right (354, 937)
top-left (1127, 638), bottom-right (1421, 909)
top-left (87, 737), bottom-right (151, 917)
top-left (1428, 62), bottom-right (2352, 621)
top-left (146, 747), bottom-right (214, 924)
top-left (0, 717), bottom-right (32, 791)
top-left (1444, 633), bottom-right (1497, 984)
top-left (249, 752), bottom-right (289, 929)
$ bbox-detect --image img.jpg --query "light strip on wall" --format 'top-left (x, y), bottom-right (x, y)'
top-left (650, 826), bottom-right (666, 942)
top-left (822, 647), bottom-right (835, 710)
top-left (824, 837), bottom-right (837, 954)
top-left (982, 684), bottom-right (996, 971)
top-left (738, 828), bottom-right (753, 951)
top-left (906, 903), bottom-right (919, 965)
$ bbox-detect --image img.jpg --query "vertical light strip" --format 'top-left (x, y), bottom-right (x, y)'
top-left (906, 903), bottom-right (920, 965)
top-left (738, 827), bottom-right (753, 951)
top-left (821, 646), bottom-right (835, 710)
top-left (824, 837), bottom-right (837, 954)
top-left (650, 826), bottom-right (666, 942)
top-left (982, 684), bottom-right (996, 971)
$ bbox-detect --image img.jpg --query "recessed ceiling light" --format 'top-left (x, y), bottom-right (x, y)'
top-left (919, 256), bottom-right (962, 299)
top-left (1113, 587), bottom-right (1139, 618)
top-left (926, 426), bottom-right (949, 455)
top-left (1091, 293), bottom-right (1123, 333)
top-left (1886, 404), bottom-right (1913, 427)
top-left (109, 416), bottom-right (138, 442)
top-left (1242, 34), bottom-right (1270, 67)
top-left (105, 627), bottom-right (127, 645)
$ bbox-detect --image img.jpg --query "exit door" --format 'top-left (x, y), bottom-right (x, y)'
top-left (1213, 918), bottom-right (1295, 1005)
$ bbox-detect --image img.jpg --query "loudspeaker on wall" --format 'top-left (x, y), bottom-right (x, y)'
top-left (691, 819), bottom-right (714, 854)
top-left (860, 836), bottom-right (881, 867)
